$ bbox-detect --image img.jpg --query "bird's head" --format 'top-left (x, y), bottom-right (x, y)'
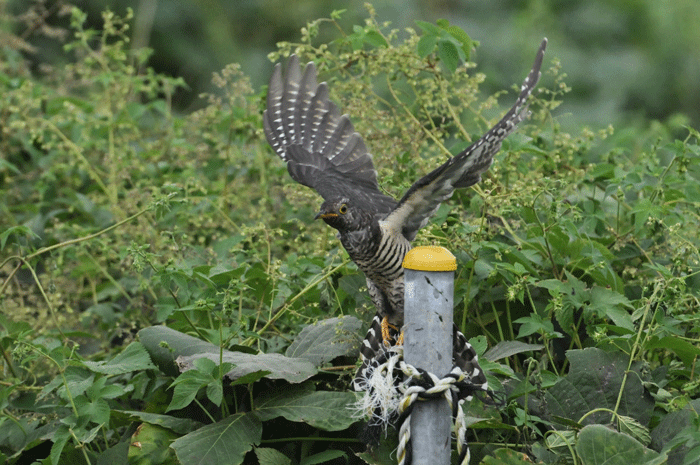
top-left (315, 197), bottom-right (357, 231)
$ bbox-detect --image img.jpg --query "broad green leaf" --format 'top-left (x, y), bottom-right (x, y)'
top-left (285, 316), bottom-right (362, 366)
top-left (364, 30), bottom-right (388, 48)
top-left (97, 441), bottom-right (130, 465)
top-left (82, 342), bottom-right (156, 375)
top-left (0, 225), bottom-right (39, 250)
top-left (231, 370), bottom-right (271, 386)
top-left (545, 430), bottom-right (576, 452)
top-left (445, 25), bottom-right (473, 59)
top-left (114, 410), bottom-right (202, 435)
top-left (576, 425), bottom-right (665, 465)
top-left (171, 413), bottom-right (262, 465)
top-left (589, 286), bottom-right (633, 330)
top-left (255, 384), bottom-right (357, 431)
top-left (646, 336), bottom-right (700, 368)
top-left (206, 380), bottom-right (223, 406)
top-left (415, 20), bottom-right (441, 35)
top-left (255, 447), bottom-right (292, 465)
top-left (417, 34), bottom-right (438, 58)
top-left (482, 448), bottom-right (536, 464)
top-left (514, 314), bottom-right (559, 339)
top-left (75, 395), bottom-right (110, 425)
top-left (438, 39), bottom-right (461, 72)
top-left (167, 370), bottom-right (212, 411)
top-left (50, 424), bottom-right (71, 465)
top-left (139, 326), bottom-right (223, 376)
top-left (86, 376), bottom-right (126, 400)
top-left (618, 415), bottom-right (651, 446)
top-left (355, 428), bottom-right (398, 465)
top-left (435, 18), bottom-right (450, 29)
top-left (545, 348), bottom-right (654, 426)
top-left (483, 341), bottom-right (544, 362)
top-left (61, 366), bottom-right (94, 398)
top-left (178, 352), bottom-right (317, 384)
top-left (127, 423), bottom-right (178, 464)
top-left (139, 326), bottom-right (317, 383)
top-left (652, 398), bottom-right (700, 464)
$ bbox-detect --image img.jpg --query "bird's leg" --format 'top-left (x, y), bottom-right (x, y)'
top-left (381, 316), bottom-right (392, 346)
top-left (381, 316), bottom-right (404, 346)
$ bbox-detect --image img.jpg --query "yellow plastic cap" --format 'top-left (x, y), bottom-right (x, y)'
top-left (402, 246), bottom-right (456, 271)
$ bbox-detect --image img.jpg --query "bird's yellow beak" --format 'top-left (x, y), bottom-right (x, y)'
top-left (315, 212), bottom-right (337, 220)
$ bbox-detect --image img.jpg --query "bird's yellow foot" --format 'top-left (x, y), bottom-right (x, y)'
top-left (381, 316), bottom-right (404, 346)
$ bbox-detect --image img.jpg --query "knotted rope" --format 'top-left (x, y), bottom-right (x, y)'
top-left (354, 345), bottom-right (498, 465)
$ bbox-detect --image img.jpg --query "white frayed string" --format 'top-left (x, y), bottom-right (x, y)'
top-left (353, 349), bottom-right (488, 465)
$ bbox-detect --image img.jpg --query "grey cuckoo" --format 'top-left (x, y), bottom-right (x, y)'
top-left (263, 39), bottom-right (547, 390)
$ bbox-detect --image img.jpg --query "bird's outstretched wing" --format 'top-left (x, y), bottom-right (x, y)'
top-left (384, 38), bottom-right (548, 241)
top-left (263, 55), bottom-right (396, 214)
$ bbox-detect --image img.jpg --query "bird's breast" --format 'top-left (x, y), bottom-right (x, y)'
top-left (341, 221), bottom-right (411, 312)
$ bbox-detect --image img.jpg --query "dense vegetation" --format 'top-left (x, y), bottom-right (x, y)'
top-left (1, 4), bottom-right (699, 465)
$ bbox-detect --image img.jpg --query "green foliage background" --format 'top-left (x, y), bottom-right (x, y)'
top-left (1, 2), bottom-right (699, 465)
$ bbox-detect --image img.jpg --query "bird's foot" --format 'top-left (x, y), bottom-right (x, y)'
top-left (381, 316), bottom-right (403, 347)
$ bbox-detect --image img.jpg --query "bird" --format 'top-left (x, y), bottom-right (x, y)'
top-left (263, 39), bottom-right (547, 390)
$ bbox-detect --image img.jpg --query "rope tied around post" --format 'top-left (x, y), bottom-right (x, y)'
top-left (354, 345), bottom-right (500, 465)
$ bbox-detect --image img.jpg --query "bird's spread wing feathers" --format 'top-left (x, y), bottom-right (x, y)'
top-left (384, 38), bottom-right (548, 241)
top-left (263, 55), bottom-right (395, 211)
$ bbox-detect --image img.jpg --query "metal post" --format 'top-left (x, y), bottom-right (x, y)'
top-left (403, 245), bottom-right (456, 465)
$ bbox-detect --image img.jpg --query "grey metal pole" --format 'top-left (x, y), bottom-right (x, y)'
top-left (403, 245), bottom-right (456, 465)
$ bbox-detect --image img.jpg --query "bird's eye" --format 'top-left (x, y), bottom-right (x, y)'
top-left (339, 204), bottom-right (348, 214)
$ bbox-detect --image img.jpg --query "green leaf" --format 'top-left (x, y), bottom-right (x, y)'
top-left (482, 448), bottom-right (536, 464)
top-left (618, 415), bottom-right (651, 446)
top-left (50, 424), bottom-right (71, 465)
top-left (98, 441), bottom-right (130, 465)
top-left (483, 341), bottom-right (544, 362)
top-left (514, 314), bottom-right (559, 339)
top-left (545, 348), bottom-right (655, 426)
top-left (588, 162), bottom-right (616, 181)
top-left (417, 34), bottom-right (438, 58)
top-left (653, 398), bottom-right (700, 463)
top-left (178, 352), bottom-right (317, 384)
top-left (255, 384), bottom-right (357, 431)
top-left (81, 342), bottom-right (156, 375)
top-left (0, 225), bottom-right (39, 250)
top-left (255, 447), bottom-right (292, 465)
top-left (355, 429), bottom-right (398, 465)
top-left (588, 286), bottom-right (633, 330)
top-left (61, 366), bottom-right (95, 398)
top-left (206, 381), bottom-right (224, 406)
top-left (415, 20), bottom-right (441, 35)
top-left (75, 395), bottom-right (110, 425)
top-left (646, 336), bottom-right (700, 368)
top-left (576, 425), bottom-right (665, 465)
top-left (437, 39), bottom-right (461, 73)
top-left (445, 25), bottom-right (473, 60)
top-left (127, 423), bottom-right (178, 464)
top-left (285, 316), bottom-right (362, 366)
top-left (435, 18), bottom-right (450, 29)
top-left (171, 413), bottom-right (262, 465)
top-left (167, 370), bottom-right (212, 411)
top-left (330, 9), bottom-right (346, 20)
top-left (364, 30), bottom-right (388, 48)
top-left (139, 326), bottom-right (317, 383)
top-left (114, 410), bottom-right (202, 435)
top-left (231, 370), bottom-right (271, 386)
